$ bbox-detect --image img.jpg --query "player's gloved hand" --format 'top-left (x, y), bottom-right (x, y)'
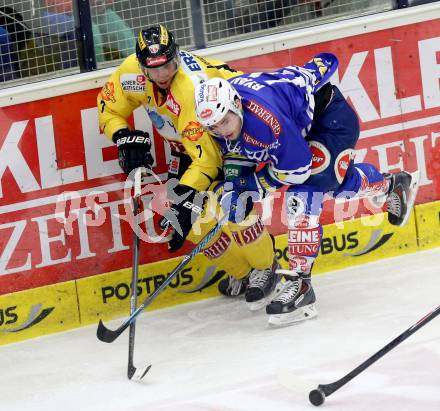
top-left (112, 128), bottom-right (153, 175)
top-left (214, 178), bottom-right (258, 224)
top-left (160, 184), bottom-right (203, 252)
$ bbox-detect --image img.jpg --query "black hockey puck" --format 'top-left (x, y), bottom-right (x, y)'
top-left (309, 388), bottom-right (325, 406)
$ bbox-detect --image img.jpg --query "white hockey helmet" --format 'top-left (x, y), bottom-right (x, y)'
top-left (195, 77), bottom-right (243, 129)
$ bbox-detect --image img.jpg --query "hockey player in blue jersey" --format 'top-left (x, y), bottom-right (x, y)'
top-left (194, 53), bottom-right (420, 326)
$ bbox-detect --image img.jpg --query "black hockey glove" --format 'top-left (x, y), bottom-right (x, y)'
top-left (112, 128), bottom-right (153, 175)
top-left (160, 184), bottom-right (204, 252)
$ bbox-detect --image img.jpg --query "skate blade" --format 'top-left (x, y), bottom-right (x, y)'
top-left (398, 170), bottom-right (421, 227)
top-left (268, 304), bottom-right (318, 327)
top-left (246, 300), bottom-right (267, 311)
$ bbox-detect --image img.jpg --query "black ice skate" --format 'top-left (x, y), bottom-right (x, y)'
top-left (218, 274), bottom-right (248, 297)
top-left (266, 271), bottom-right (317, 326)
top-left (245, 259), bottom-right (282, 311)
top-left (385, 171), bottom-right (420, 227)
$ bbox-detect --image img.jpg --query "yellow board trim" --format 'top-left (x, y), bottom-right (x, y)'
top-left (275, 210), bottom-right (418, 274)
top-left (76, 254), bottom-right (222, 325)
top-left (1, 202), bottom-right (437, 345)
top-left (415, 200), bottom-right (440, 250)
top-left (0, 281), bottom-right (79, 346)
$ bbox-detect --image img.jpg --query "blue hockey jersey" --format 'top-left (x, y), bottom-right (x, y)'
top-left (214, 66), bottom-right (317, 189)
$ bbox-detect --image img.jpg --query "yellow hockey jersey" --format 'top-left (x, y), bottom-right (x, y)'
top-left (98, 51), bottom-right (242, 191)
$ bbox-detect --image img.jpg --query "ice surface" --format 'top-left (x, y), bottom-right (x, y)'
top-left (2, 248), bottom-right (439, 411)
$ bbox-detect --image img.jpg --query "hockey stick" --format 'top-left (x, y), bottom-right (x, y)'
top-left (97, 209), bottom-right (228, 344)
top-left (309, 304), bottom-right (440, 406)
top-left (127, 167), bottom-right (151, 380)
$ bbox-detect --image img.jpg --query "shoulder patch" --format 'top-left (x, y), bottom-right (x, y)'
top-left (120, 74), bottom-right (146, 92)
top-left (183, 121), bottom-right (204, 141)
top-left (179, 50), bottom-right (202, 72)
top-left (308, 140), bottom-right (331, 175)
top-left (100, 81), bottom-right (116, 103)
top-left (334, 148), bottom-right (355, 183)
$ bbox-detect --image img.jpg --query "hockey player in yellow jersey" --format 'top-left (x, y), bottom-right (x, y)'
top-left (98, 25), bottom-right (279, 310)
top-left (98, 24), bottom-right (235, 193)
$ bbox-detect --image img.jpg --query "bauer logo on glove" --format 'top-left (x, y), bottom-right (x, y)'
top-left (115, 134), bottom-right (151, 147)
top-left (112, 128), bottom-right (154, 175)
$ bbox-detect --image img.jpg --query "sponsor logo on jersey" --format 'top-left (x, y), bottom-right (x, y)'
top-left (309, 140), bottom-right (330, 174)
top-left (231, 231), bottom-right (242, 245)
top-left (179, 51), bottom-right (202, 72)
top-left (335, 149), bottom-right (355, 183)
top-left (269, 139), bottom-right (281, 150)
top-left (360, 174), bottom-right (389, 195)
top-left (233, 218), bottom-right (265, 245)
top-left (243, 132), bottom-right (270, 149)
top-left (224, 165), bottom-right (240, 179)
top-left (289, 228), bottom-right (320, 243)
top-left (203, 232), bottom-right (231, 259)
top-left (168, 155), bottom-right (180, 175)
top-left (288, 227), bottom-right (321, 256)
top-left (183, 121), bottom-right (204, 141)
top-left (121, 74), bottom-right (146, 92)
top-left (100, 81), bottom-right (116, 103)
top-left (245, 100), bottom-right (281, 136)
top-left (166, 92), bottom-right (181, 116)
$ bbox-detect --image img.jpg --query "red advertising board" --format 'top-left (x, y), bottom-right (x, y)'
top-left (0, 19), bottom-right (439, 294)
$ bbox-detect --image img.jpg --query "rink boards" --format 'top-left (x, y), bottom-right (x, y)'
top-left (1, 201), bottom-right (439, 345)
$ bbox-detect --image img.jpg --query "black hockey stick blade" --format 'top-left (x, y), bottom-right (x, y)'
top-left (96, 215), bottom-right (229, 344)
top-left (97, 319), bottom-right (131, 343)
top-left (128, 363), bottom-right (152, 380)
